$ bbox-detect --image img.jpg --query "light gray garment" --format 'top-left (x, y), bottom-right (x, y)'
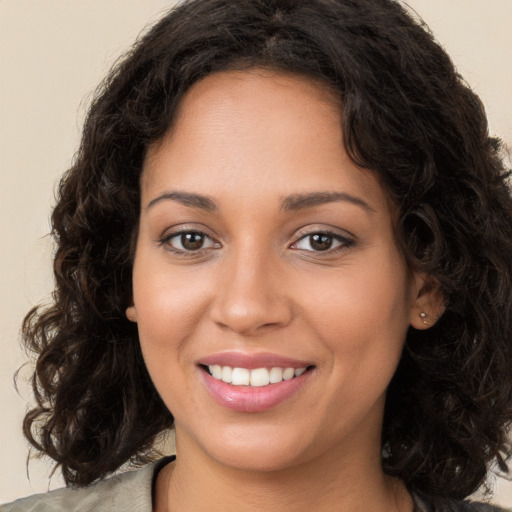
top-left (2, 456), bottom-right (510, 512)
top-left (1, 457), bottom-right (173, 512)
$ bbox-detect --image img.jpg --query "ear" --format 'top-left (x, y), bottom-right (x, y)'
top-left (126, 305), bottom-right (138, 323)
top-left (409, 273), bottom-right (445, 330)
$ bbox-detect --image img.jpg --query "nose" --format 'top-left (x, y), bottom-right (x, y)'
top-left (209, 249), bottom-right (293, 336)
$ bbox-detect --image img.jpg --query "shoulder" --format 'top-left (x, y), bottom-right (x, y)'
top-left (0, 457), bottom-right (173, 512)
top-left (460, 504), bottom-right (512, 512)
top-left (414, 493), bottom-right (512, 512)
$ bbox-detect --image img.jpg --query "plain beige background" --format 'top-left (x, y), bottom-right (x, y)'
top-left (1, 0), bottom-right (511, 506)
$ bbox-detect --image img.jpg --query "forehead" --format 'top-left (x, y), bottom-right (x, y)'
top-left (174, 68), bottom-right (341, 123)
top-left (147, 69), bottom-right (341, 158)
top-left (142, 69), bottom-right (389, 214)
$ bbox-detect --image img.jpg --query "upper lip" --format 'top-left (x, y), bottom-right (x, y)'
top-left (197, 352), bottom-right (313, 370)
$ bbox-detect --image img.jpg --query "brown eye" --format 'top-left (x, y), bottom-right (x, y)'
top-left (164, 231), bottom-right (217, 252)
top-left (293, 231), bottom-right (353, 253)
top-left (309, 234), bottom-right (333, 251)
top-left (181, 232), bottom-right (205, 250)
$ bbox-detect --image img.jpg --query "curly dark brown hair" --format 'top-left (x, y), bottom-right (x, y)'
top-left (21, 0), bottom-right (512, 501)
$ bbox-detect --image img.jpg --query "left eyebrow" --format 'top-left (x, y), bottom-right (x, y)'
top-left (280, 191), bottom-right (376, 214)
top-left (146, 191), bottom-right (218, 212)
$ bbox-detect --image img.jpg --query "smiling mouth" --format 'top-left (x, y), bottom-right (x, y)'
top-left (202, 365), bottom-right (314, 387)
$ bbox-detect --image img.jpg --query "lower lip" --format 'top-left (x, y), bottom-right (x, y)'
top-left (200, 369), bottom-right (312, 413)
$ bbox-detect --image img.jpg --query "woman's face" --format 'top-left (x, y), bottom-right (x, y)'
top-left (128, 69), bottom-right (428, 473)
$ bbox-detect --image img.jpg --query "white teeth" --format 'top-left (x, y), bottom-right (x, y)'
top-left (221, 366), bottom-right (233, 383)
top-left (282, 368), bottom-right (295, 380)
top-left (250, 368), bottom-right (270, 387)
top-left (210, 365), bottom-right (222, 379)
top-left (231, 367), bottom-right (250, 386)
top-left (269, 367), bottom-right (283, 383)
top-left (207, 365), bottom-right (308, 386)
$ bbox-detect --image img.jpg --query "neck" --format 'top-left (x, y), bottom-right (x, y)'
top-left (155, 430), bottom-right (414, 512)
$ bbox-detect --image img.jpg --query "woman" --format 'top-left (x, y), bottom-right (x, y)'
top-left (4, 0), bottom-right (512, 510)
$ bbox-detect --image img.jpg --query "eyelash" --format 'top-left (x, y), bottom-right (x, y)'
top-left (158, 230), bottom-right (219, 256)
top-left (291, 229), bottom-right (355, 254)
top-left (158, 228), bottom-right (355, 256)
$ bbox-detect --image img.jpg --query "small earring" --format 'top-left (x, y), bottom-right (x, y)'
top-left (419, 312), bottom-right (429, 325)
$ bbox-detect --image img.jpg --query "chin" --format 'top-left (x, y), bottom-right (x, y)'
top-left (177, 419), bottom-right (316, 473)
top-left (208, 441), bottom-right (308, 473)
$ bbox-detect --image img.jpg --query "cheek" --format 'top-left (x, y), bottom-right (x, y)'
top-left (132, 269), bottom-right (207, 416)
top-left (309, 260), bottom-right (410, 329)
top-left (131, 252), bottom-right (211, 372)
top-left (302, 250), bottom-right (412, 372)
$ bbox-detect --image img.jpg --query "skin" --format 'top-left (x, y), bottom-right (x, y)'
top-left (127, 69), bottom-right (442, 511)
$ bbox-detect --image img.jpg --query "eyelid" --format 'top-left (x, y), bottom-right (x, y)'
top-left (158, 225), bottom-right (221, 254)
top-left (289, 226), bottom-right (355, 253)
top-left (158, 222), bottom-right (218, 241)
top-left (156, 224), bottom-right (355, 256)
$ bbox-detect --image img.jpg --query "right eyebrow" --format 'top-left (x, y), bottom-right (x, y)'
top-left (280, 191), bottom-right (376, 214)
top-left (146, 191), bottom-right (218, 212)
